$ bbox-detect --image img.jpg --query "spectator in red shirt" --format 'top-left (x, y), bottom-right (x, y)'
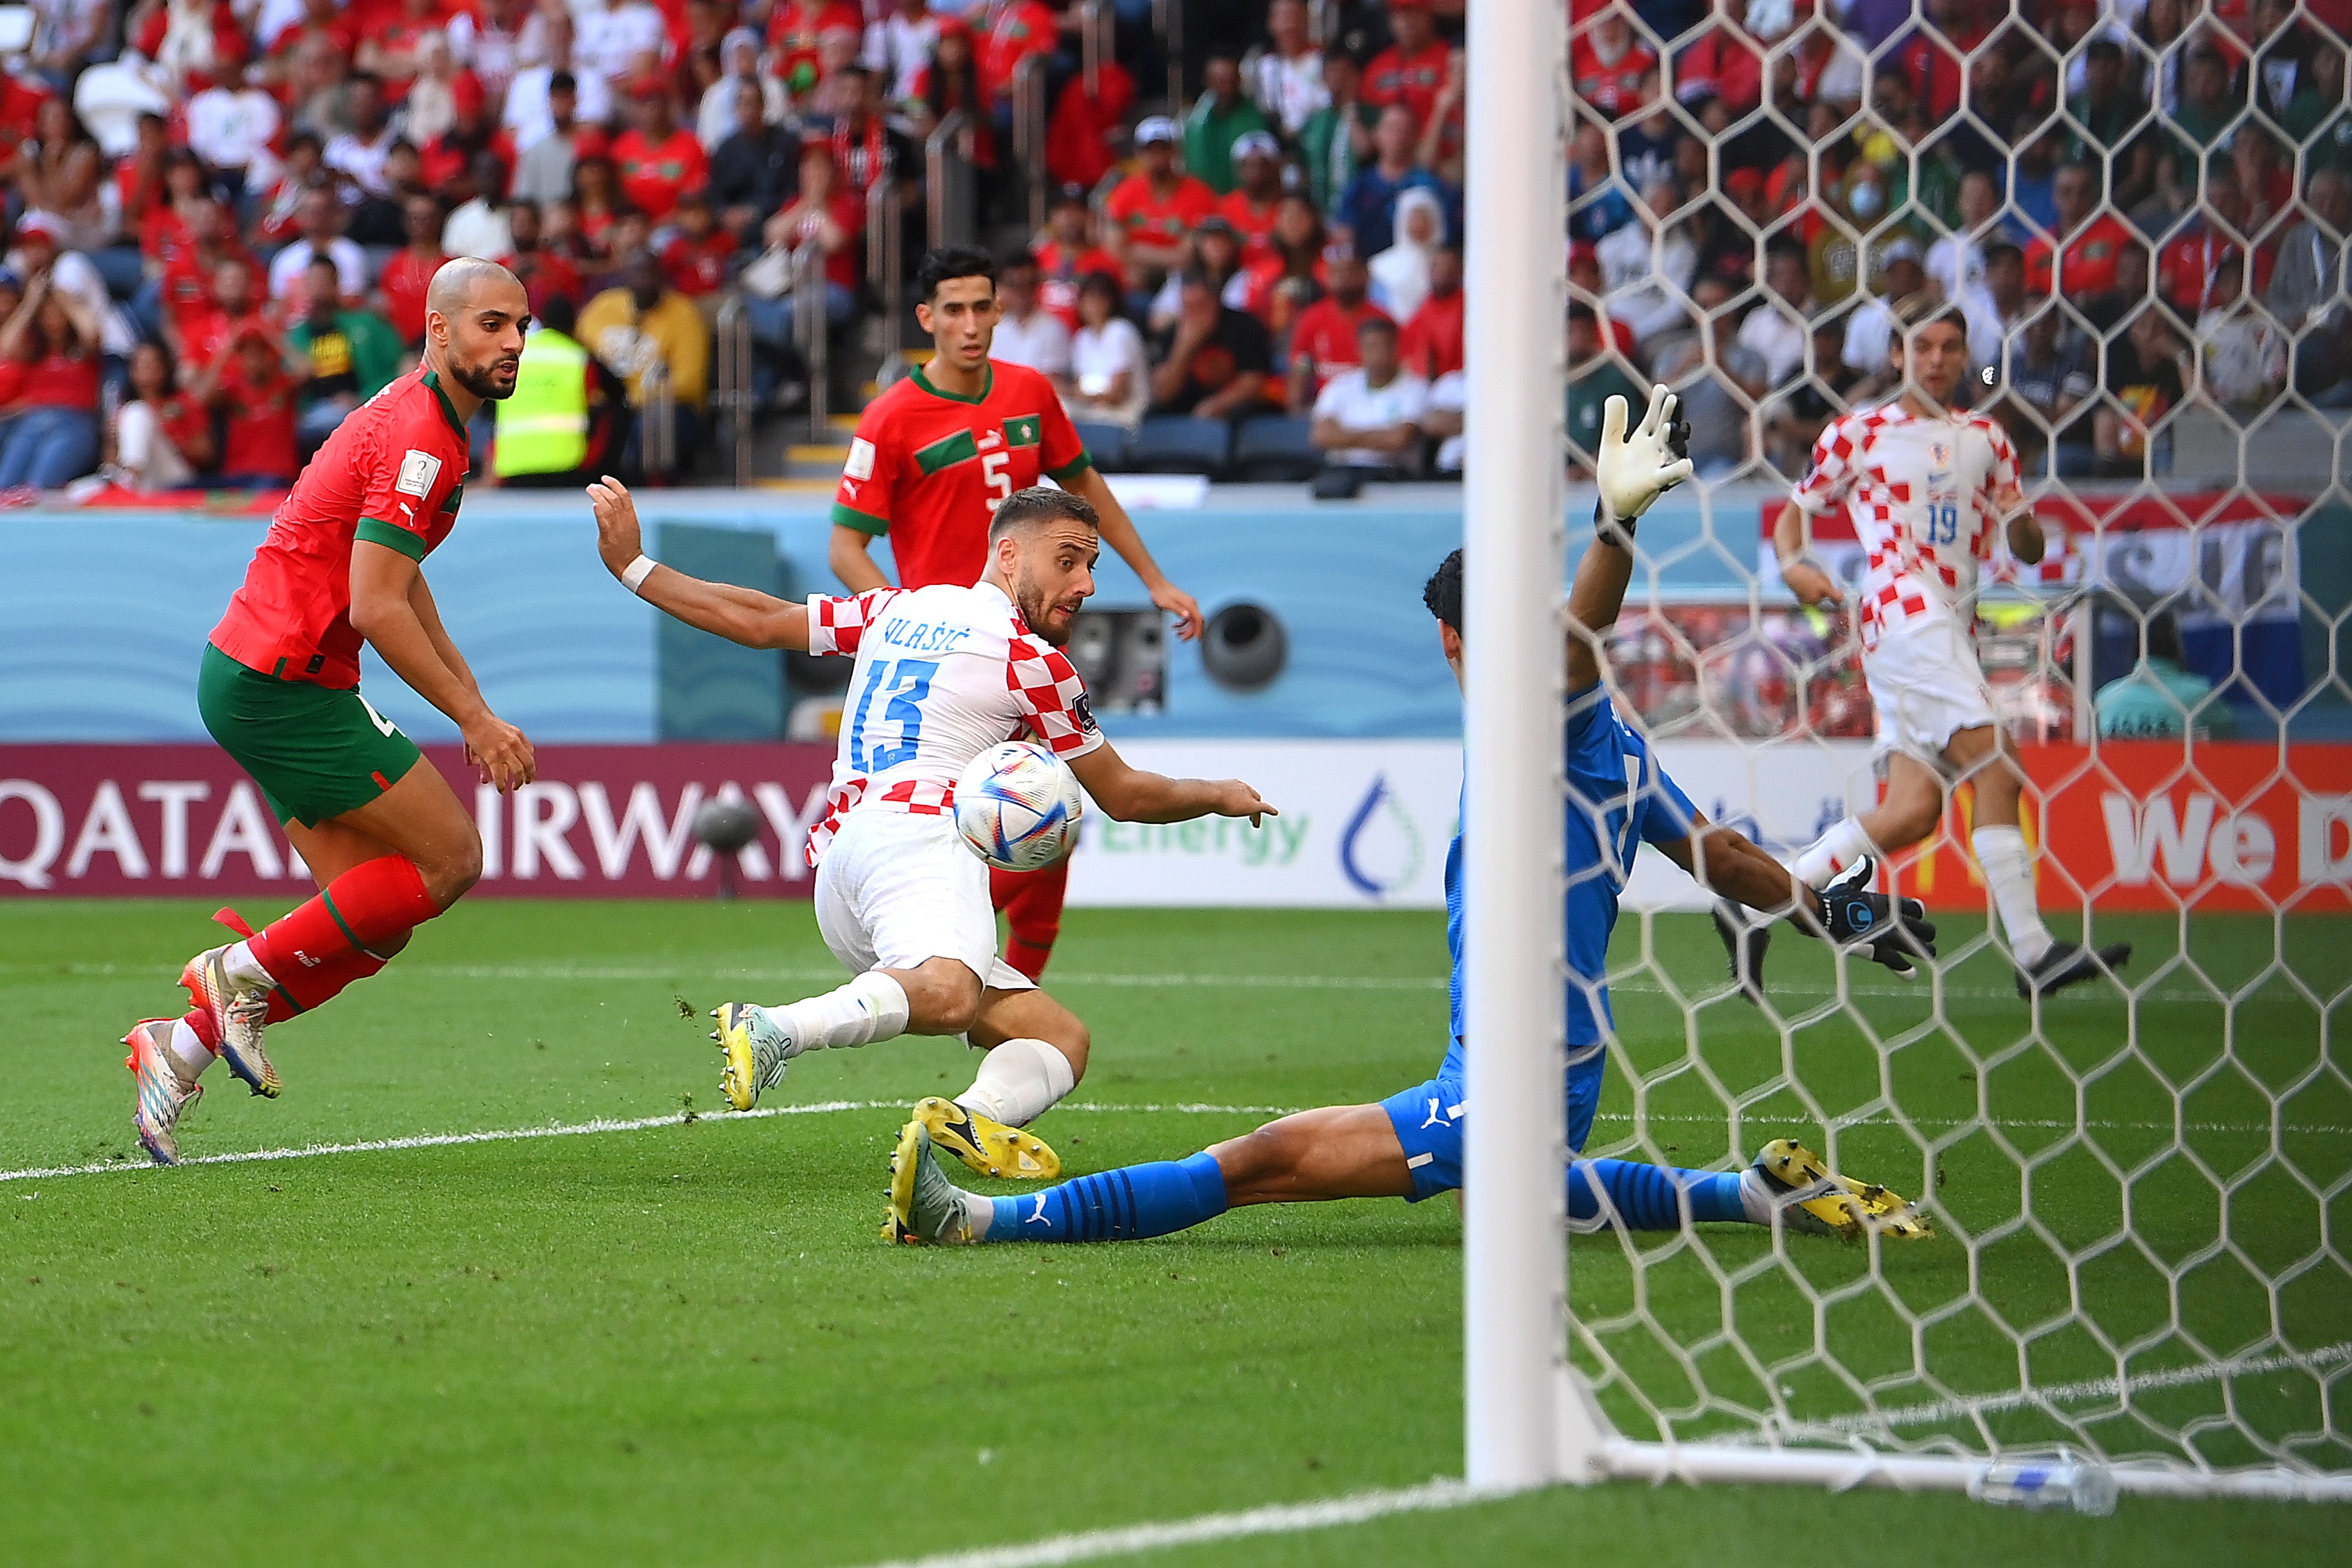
top-left (743, 144), bottom-right (864, 351)
top-left (1675, 0), bottom-right (1764, 120)
top-left (194, 325), bottom-right (302, 488)
top-left (661, 192), bottom-right (737, 297)
top-left (1103, 115), bottom-right (1217, 292)
top-left (356, 0), bottom-right (447, 104)
top-left (613, 83), bottom-right (707, 223)
top-left (1034, 185), bottom-right (1120, 329)
top-left (1571, 11), bottom-right (1657, 119)
top-left (379, 194), bottom-right (450, 345)
top-left (152, 197), bottom-right (256, 349)
top-left (180, 257), bottom-right (268, 370)
top-left (1218, 131), bottom-right (1285, 258)
top-left (137, 148), bottom-right (208, 262)
top-left (0, 272), bottom-right (102, 490)
top-left (573, 154), bottom-right (630, 257)
top-left (1400, 244), bottom-right (1463, 379)
top-left (1237, 194), bottom-right (1329, 337)
top-left (2026, 160), bottom-right (2139, 306)
top-left (113, 340), bottom-right (217, 491)
top-left (504, 199), bottom-right (588, 314)
top-left (1363, 0), bottom-right (1449, 133)
top-left (770, 0), bottom-right (864, 98)
top-left (1284, 247), bottom-right (1390, 411)
top-left (267, 0), bottom-right (364, 83)
top-left (978, 0), bottom-right (1061, 110)
top-left (253, 132), bottom-right (329, 247)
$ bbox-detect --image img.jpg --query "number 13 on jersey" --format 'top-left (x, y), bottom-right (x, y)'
top-left (847, 658), bottom-right (939, 772)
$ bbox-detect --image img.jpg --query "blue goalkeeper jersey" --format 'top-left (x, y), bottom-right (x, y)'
top-left (1442, 683), bottom-right (1698, 1077)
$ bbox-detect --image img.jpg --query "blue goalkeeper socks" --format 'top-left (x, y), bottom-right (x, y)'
top-left (984, 1150), bottom-right (1231, 1243)
top-left (1568, 1157), bottom-right (1750, 1230)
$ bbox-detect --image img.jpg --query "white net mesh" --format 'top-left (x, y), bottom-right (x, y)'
top-left (1554, 0), bottom-right (2351, 1485)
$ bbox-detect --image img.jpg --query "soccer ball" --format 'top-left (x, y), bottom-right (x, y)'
top-left (953, 741), bottom-right (1084, 871)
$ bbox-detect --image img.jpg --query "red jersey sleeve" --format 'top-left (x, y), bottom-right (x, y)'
top-left (354, 411), bottom-right (462, 561)
top-left (1005, 631), bottom-right (1105, 760)
top-left (1792, 415), bottom-right (1861, 516)
top-left (1037, 381), bottom-right (1090, 481)
top-left (807, 588), bottom-right (903, 657)
top-left (831, 403), bottom-right (901, 536)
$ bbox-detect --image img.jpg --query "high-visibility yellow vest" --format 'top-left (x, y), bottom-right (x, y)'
top-left (494, 329), bottom-right (591, 477)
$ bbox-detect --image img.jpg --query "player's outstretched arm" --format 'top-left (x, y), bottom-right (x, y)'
top-left (1067, 742), bottom-right (1273, 826)
top-left (588, 475), bottom-right (812, 651)
top-left (1568, 385), bottom-right (1693, 689)
top-left (1661, 818), bottom-right (1938, 975)
top-left (1062, 465), bottom-right (1203, 641)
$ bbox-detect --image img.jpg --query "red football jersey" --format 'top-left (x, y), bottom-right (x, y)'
top-left (613, 127), bottom-right (707, 222)
top-left (209, 368), bottom-right (472, 687)
top-left (1287, 296), bottom-right (1391, 389)
top-left (831, 360), bottom-right (1092, 589)
top-left (1103, 173), bottom-right (1217, 251)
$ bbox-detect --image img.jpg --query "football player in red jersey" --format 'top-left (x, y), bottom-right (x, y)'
top-left (828, 244), bottom-right (1202, 980)
top-left (125, 260), bottom-right (538, 1166)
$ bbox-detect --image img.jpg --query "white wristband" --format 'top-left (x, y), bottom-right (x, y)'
top-left (621, 554), bottom-right (658, 593)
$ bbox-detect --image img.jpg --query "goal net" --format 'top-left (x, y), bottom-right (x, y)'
top-left (1463, 0), bottom-right (2352, 1502)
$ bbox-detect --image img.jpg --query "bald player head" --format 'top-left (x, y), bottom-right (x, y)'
top-left (425, 257), bottom-right (530, 404)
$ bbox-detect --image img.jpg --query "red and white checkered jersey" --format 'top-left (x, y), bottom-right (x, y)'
top-left (803, 580), bottom-right (1105, 865)
top-left (1792, 402), bottom-right (2021, 652)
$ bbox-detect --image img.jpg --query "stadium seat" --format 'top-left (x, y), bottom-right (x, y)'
top-left (1074, 420), bottom-right (1133, 472)
top-left (1228, 415), bottom-right (1323, 482)
top-left (1124, 416), bottom-right (1232, 477)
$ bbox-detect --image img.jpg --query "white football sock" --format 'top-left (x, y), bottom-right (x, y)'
top-left (222, 940), bottom-right (273, 989)
top-left (1789, 818), bottom-right (1873, 889)
top-left (1971, 825), bottom-right (2054, 967)
top-left (955, 1037), bottom-right (1076, 1128)
top-left (1738, 1167), bottom-right (1777, 1225)
top-left (167, 1018), bottom-right (217, 1081)
top-left (773, 971), bottom-right (910, 1052)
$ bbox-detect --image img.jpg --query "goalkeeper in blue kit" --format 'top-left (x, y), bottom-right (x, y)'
top-left (886, 387), bottom-right (1939, 1248)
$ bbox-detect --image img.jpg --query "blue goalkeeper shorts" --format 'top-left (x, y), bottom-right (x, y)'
top-left (1380, 1046), bottom-right (1606, 1203)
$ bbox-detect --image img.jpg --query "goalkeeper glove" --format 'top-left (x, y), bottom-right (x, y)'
top-left (1808, 857), bottom-right (1939, 976)
top-left (1593, 383), bottom-right (1695, 543)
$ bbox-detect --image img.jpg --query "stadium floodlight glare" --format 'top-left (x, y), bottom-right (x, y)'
top-left (1465, 0), bottom-right (2352, 1508)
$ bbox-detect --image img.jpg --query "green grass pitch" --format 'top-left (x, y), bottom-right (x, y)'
top-left (1, 897), bottom-right (2345, 1566)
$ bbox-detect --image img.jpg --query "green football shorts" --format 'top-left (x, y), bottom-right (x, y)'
top-left (197, 644), bottom-right (425, 827)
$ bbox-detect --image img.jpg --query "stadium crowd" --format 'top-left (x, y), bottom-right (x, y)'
top-left (0, 0), bottom-right (2344, 492)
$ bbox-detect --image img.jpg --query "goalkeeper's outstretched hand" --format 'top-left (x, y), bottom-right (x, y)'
top-left (1813, 857), bottom-right (1938, 975)
top-left (1595, 382), bottom-right (1696, 538)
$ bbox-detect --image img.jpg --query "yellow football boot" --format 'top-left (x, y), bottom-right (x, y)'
top-left (1753, 1137), bottom-right (1932, 1241)
top-left (911, 1095), bottom-right (1060, 1180)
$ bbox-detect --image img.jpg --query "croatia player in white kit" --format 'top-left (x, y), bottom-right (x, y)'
top-left (586, 479), bottom-right (1274, 1179)
top-left (1741, 303), bottom-right (2130, 1000)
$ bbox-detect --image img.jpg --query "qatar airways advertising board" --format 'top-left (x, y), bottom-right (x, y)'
top-left (3, 741), bottom-right (2346, 914)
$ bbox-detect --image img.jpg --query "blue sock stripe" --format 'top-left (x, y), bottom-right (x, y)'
top-left (1570, 1158), bottom-right (1750, 1230)
top-left (982, 1157), bottom-right (1229, 1244)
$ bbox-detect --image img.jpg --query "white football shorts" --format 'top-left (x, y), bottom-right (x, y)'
top-left (812, 808), bottom-right (1035, 993)
top-left (1862, 616), bottom-right (1999, 774)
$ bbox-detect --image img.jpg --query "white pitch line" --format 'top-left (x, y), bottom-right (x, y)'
top-left (844, 1480), bottom-right (1483, 1568)
top-left (0, 1100), bottom-right (1299, 1185)
top-left (1751, 1342), bottom-right (2352, 1441)
top-left (7, 1098), bottom-right (2347, 1187)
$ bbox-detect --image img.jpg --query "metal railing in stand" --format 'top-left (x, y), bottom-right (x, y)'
top-left (1153, 0), bottom-right (1185, 117)
top-left (1080, 0), bottom-right (1110, 94)
top-left (1012, 51), bottom-right (1051, 236)
top-left (792, 236), bottom-right (828, 440)
top-left (926, 108), bottom-right (977, 250)
top-left (641, 354), bottom-right (676, 478)
top-left (712, 292), bottom-right (753, 487)
top-left (868, 171), bottom-right (903, 383)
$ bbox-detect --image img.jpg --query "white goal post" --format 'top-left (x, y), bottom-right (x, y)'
top-left (1461, 0), bottom-right (2352, 1505)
